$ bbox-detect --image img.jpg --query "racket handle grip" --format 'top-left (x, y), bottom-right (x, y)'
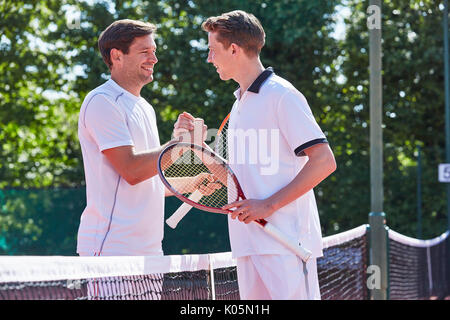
top-left (260, 222), bottom-right (312, 262)
top-left (166, 190), bottom-right (203, 229)
top-left (194, 118), bottom-right (207, 144)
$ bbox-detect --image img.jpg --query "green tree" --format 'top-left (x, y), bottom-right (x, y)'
top-left (334, 0), bottom-right (448, 238)
top-left (0, 0), bottom-right (83, 188)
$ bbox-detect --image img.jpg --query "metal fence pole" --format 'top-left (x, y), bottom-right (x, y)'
top-left (444, 0), bottom-right (450, 231)
top-left (417, 146), bottom-right (422, 239)
top-left (368, 0), bottom-right (388, 300)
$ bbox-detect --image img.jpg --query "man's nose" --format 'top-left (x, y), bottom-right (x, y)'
top-left (206, 51), bottom-right (213, 63)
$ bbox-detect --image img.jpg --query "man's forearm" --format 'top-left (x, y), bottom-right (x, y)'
top-left (126, 138), bottom-right (180, 185)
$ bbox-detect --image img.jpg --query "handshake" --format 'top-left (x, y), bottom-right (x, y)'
top-left (171, 112), bottom-right (209, 146)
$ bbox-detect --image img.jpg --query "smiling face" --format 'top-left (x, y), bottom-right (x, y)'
top-left (207, 32), bottom-right (235, 81)
top-left (122, 34), bottom-right (158, 85)
top-left (110, 34), bottom-right (158, 90)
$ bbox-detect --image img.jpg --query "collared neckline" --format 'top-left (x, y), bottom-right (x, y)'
top-left (248, 67), bottom-right (274, 93)
top-left (233, 67), bottom-right (275, 100)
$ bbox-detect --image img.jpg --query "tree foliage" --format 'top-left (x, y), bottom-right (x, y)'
top-left (334, 0), bottom-right (448, 238)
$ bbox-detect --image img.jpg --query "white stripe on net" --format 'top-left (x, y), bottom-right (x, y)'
top-left (322, 224), bottom-right (369, 249)
top-left (0, 252), bottom-right (236, 283)
top-left (388, 229), bottom-right (449, 248)
top-left (209, 252), bottom-right (236, 269)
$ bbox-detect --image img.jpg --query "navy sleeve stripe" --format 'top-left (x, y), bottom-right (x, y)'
top-left (294, 138), bottom-right (329, 157)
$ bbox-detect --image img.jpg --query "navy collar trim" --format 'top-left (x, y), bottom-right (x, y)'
top-left (239, 67), bottom-right (274, 94)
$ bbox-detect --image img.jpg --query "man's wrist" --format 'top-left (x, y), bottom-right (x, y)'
top-left (264, 197), bottom-right (278, 215)
top-left (166, 136), bottom-right (182, 146)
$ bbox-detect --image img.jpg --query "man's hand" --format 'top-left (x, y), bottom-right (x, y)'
top-left (173, 112), bottom-right (194, 138)
top-left (168, 172), bottom-right (222, 195)
top-left (192, 172), bottom-right (222, 196)
top-left (173, 112), bottom-right (208, 144)
top-left (222, 199), bottom-right (275, 224)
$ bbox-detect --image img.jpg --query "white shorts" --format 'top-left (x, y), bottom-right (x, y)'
top-left (236, 255), bottom-right (321, 300)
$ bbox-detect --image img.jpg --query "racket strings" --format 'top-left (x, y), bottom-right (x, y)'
top-left (215, 116), bottom-right (229, 160)
top-left (160, 145), bottom-right (238, 209)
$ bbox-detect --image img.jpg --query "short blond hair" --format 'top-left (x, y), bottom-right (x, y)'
top-left (202, 10), bottom-right (265, 57)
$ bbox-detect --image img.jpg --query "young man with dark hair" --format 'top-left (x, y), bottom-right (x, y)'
top-left (202, 10), bottom-right (336, 300)
top-left (77, 19), bottom-right (201, 257)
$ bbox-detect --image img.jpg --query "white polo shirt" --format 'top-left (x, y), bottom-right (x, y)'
top-left (77, 79), bottom-right (165, 256)
top-left (227, 67), bottom-right (327, 259)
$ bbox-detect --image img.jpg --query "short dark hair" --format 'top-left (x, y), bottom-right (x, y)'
top-left (202, 10), bottom-right (265, 57)
top-left (98, 19), bottom-right (157, 69)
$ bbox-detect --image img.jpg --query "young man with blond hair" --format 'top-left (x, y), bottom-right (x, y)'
top-left (201, 10), bottom-right (336, 300)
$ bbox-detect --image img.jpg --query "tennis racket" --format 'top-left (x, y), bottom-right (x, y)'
top-left (165, 115), bottom-right (228, 228)
top-left (214, 113), bottom-right (230, 159)
top-left (165, 119), bottom-right (208, 228)
top-left (157, 142), bottom-right (312, 262)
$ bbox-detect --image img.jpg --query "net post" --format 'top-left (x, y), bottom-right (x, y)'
top-left (368, 212), bottom-right (388, 300)
top-left (385, 225), bottom-right (390, 300)
top-left (207, 254), bottom-right (216, 300)
top-left (444, 0), bottom-right (450, 231)
top-left (417, 145), bottom-right (422, 239)
top-left (447, 235), bottom-right (450, 296)
top-left (368, 0), bottom-right (387, 300)
top-left (365, 224), bottom-right (371, 300)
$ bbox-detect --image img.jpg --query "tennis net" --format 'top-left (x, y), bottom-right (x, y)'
top-left (388, 229), bottom-right (450, 300)
top-left (318, 224), bottom-right (369, 299)
top-left (0, 253), bottom-right (238, 300)
top-left (0, 225), bottom-right (370, 300)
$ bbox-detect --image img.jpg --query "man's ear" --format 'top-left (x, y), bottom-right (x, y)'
top-left (110, 48), bottom-right (123, 68)
top-left (230, 43), bottom-right (238, 55)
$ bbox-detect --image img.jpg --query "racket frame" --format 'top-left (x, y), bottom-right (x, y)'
top-left (158, 142), bottom-right (241, 215)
